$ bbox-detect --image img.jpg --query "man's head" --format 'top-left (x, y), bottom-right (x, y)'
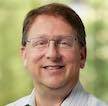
top-left (21, 3), bottom-right (86, 90)
top-left (22, 3), bottom-right (86, 48)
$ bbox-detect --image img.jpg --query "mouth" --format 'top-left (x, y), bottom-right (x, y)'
top-left (42, 65), bottom-right (65, 70)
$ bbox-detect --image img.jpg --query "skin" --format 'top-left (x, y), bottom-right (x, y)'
top-left (21, 15), bottom-right (86, 106)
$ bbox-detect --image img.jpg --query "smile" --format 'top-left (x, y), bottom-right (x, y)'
top-left (43, 66), bottom-right (64, 70)
top-left (42, 65), bottom-right (64, 70)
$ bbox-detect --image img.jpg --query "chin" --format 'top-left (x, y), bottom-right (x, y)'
top-left (46, 84), bottom-right (64, 89)
top-left (44, 79), bottom-right (66, 89)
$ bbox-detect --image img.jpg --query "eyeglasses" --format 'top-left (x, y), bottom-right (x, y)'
top-left (26, 35), bottom-right (77, 50)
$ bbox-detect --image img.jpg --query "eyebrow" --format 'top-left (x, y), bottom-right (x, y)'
top-left (28, 34), bottom-right (75, 40)
top-left (28, 35), bottom-right (47, 40)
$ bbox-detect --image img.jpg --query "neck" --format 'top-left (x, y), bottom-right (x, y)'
top-left (35, 87), bottom-right (70, 106)
top-left (36, 92), bottom-right (65, 106)
top-left (34, 80), bottom-right (78, 106)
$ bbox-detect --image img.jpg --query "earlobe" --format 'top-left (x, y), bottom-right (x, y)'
top-left (80, 47), bottom-right (87, 69)
top-left (20, 46), bottom-right (27, 67)
top-left (24, 60), bottom-right (27, 67)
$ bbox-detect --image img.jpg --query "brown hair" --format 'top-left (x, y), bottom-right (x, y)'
top-left (22, 3), bottom-right (86, 47)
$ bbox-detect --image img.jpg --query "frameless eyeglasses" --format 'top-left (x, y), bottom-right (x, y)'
top-left (26, 35), bottom-right (77, 50)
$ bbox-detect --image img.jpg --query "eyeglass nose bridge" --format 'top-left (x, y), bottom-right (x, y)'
top-left (47, 39), bottom-right (58, 47)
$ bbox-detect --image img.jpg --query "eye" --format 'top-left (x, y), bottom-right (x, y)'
top-left (61, 41), bottom-right (68, 45)
top-left (59, 40), bottom-right (72, 46)
top-left (32, 40), bottom-right (47, 47)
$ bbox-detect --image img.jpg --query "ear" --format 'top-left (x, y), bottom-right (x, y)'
top-left (20, 46), bottom-right (27, 67)
top-left (80, 47), bottom-right (87, 69)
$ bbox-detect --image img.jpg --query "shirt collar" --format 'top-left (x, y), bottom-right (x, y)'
top-left (61, 81), bottom-right (89, 106)
top-left (25, 89), bottom-right (36, 106)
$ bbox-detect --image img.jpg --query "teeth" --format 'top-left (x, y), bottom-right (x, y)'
top-left (47, 66), bottom-right (60, 69)
top-left (43, 66), bottom-right (64, 70)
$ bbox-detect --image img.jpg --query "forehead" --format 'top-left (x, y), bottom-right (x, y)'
top-left (27, 15), bottom-right (76, 38)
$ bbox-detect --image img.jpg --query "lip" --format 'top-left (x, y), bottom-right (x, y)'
top-left (42, 64), bottom-right (65, 70)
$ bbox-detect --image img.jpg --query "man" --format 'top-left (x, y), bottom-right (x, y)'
top-left (7, 3), bottom-right (107, 106)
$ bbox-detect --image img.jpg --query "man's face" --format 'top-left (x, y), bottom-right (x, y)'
top-left (21, 15), bottom-right (86, 89)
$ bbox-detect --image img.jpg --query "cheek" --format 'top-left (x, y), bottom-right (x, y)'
top-left (25, 51), bottom-right (44, 80)
top-left (62, 51), bottom-right (80, 77)
top-left (26, 51), bottom-right (44, 72)
top-left (27, 50), bottom-right (44, 63)
top-left (62, 50), bottom-right (80, 64)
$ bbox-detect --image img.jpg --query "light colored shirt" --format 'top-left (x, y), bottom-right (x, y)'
top-left (6, 81), bottom-right (108, 106)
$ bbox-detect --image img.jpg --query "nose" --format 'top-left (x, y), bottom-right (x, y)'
top-left (45, 41), bottom-right (61, 61)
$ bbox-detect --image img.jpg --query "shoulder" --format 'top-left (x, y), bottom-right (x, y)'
top-left (6, 95), bottom-right (30, 106)
top-left (88, 94), bottom-right (108, 106)
top-left (6, 89), bottom-right (35, 106)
